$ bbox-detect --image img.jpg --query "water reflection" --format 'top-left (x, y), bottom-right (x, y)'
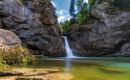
top-left (65, 58), bottom-right (72, 73)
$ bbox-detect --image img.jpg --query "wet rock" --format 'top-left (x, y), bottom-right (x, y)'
top-left (0, 0), bottom-right (65, 57)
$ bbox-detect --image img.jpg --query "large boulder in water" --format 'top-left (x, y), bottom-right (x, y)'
top-left (0, 0), bottom-right (65, 57)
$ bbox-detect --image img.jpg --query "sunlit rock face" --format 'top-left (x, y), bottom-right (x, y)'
top-left (0, 0), bottom-right (65, 57)
top-left (65, 1), bottom-right (130, 56)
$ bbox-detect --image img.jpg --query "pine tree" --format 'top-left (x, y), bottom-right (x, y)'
top-left (77, 0), bottom-right (84, 12)
top-left (69, 0), bottom-right (76, 17)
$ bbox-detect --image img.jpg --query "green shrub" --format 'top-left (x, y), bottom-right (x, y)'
top-left (61, 21), bottom-right (71, 32)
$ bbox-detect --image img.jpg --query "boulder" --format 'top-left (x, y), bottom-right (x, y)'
top-left (0, 29), bottom-right (31, 64)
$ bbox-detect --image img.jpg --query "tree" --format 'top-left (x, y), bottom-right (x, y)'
top-left (89, 0), bottom-right (97, 12)
top-left (77, 0), bottom-right (84, 12)
top-left (61, 21), bottom-right (71, 32)
top-left (77, 3), bottom-right (89, 24)
top-left (69, 0), bottom-right (76, 17)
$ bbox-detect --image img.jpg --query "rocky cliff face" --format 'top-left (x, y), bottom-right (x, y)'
top-left (0, 0), bottom-right (65, 57)
top-left (66, 1), bottom-right (130, 56)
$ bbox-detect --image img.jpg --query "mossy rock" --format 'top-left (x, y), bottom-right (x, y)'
top-left (0, 29), bottom-right (37, 65)
top-left (0, 45), bottom-right (33, 64)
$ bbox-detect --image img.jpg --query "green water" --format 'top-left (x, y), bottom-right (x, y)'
top-left (18, 57), bottom-right (130, 80)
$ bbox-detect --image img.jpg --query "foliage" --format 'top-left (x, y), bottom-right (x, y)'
top-left (70, 0), bottom-right (76, 17)
top-left (77, 4), bottom-right (89, 24)
top-left (61, 21), bottom-right (71, 32)
top-left (77, 0), bottom-right (84, 12)
top-left (40, 0), bottom-right (47, 3)
top-left (76, 0), bottom-right (90, 24)
top-left (89, 0), bottom-right (97, 12)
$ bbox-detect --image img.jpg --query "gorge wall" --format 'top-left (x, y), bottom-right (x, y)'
top-left (65, 1), bottom-right (130, 57)
top-left (0, 0), bottom-right (65, 57)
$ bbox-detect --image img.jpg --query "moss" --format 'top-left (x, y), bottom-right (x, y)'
top-left (0, 62), bottom-right (11, 72)
top-left (86, 24), bottom-right (93, 29)
top-left (40, 0), bottom-right (50, 4)
top-left (0, 45), bottom-right (37, 75)
top-left (0, 45), bottom-right (37, 65)
top-left (0, 45), bottom-right (37, 76)
top-left (22, 56), bottom-right (37, 64)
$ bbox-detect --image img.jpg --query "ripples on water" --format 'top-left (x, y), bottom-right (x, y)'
top-left (19, 57), bottom-right (130, 80)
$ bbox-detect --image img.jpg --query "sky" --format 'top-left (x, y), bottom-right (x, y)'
top-left (51, 0), bottom-right (71, 22)
top-left (51, 0), bottom-right (88, 22)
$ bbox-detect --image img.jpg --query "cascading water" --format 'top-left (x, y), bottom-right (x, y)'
top-left (64, 36), bottom-right (75, 58)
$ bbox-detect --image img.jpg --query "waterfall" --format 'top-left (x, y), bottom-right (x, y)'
top-left (64, 36), bottom-right (75, 58)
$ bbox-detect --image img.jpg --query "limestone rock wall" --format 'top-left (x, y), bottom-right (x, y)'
top-left (66, 1), bottom-right (130, 56)
top-left (0, 0), bottom-right (65, 57)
